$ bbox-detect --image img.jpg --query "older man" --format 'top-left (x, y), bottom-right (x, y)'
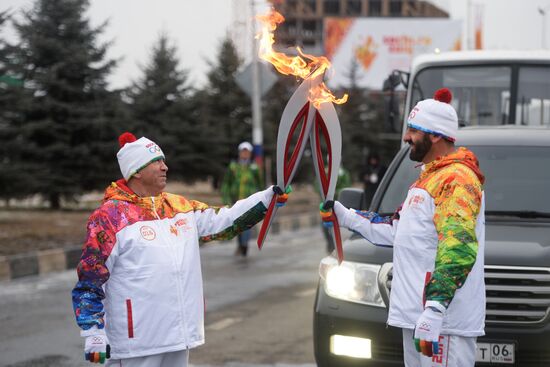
top-left (72, 132), bottom-right (285, 366)
top-left (323, 89), bottom-right (486, 367)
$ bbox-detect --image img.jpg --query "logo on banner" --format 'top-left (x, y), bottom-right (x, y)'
top-left (382, 35), bottom-right (432, 55)
top-left (354, 36), bottom-right (378, 70)
top-left (140, 226), bottom-right (156, 241)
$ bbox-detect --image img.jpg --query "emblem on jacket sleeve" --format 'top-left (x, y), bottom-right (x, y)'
top-left (408, 194), bottom-right (425, 208)
top-left (140, 226), bottom-right (156, 241)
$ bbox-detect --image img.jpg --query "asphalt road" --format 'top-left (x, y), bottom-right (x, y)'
top-left (0, 226), bottom-right (336, 367)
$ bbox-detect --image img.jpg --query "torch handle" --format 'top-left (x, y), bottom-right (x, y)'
top-left (257, 194), bottom-right (279, 249)
top-left (331, 214), bottom-right (343, 264)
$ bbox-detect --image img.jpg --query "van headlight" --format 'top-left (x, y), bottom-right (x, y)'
top-left (319, 256), bottom-right (385, 307)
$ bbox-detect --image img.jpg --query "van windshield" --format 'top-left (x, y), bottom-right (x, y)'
top-left (411, 65), bottom-right (550, 127)
top-left (378, 146), bottom-right (550, 218)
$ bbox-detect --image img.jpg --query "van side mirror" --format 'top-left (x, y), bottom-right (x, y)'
top-left (383, 70), bottom-right (407, 134)
top-left (338, 188), bottom-right (365, 210)
top-left (383, 73), bottom-right (401, 133)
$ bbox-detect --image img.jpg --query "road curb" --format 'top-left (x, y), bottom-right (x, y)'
top-left (0, 212), bottom-right (320, 282)
top-left (0, 255), bottom-right (10, 280)
top-left (9, 252), bottom-right (39, 279)
top-left (38, 248), bottom-right (67, 275)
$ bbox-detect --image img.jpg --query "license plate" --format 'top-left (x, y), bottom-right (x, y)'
top-left (476, 342), bottom-right (515, 364)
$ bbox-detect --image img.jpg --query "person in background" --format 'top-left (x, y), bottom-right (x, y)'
top-left (221, 141), bottom-right (263, 257)
top-left (360, 152), bottom-right (387, 208)
top-left (72, 132), bottom-right (285, 366)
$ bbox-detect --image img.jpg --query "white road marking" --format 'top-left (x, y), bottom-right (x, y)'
top-left (294, 288), bottom-right (316, 297)
top-left (205, 317), bottom-right (243, 331)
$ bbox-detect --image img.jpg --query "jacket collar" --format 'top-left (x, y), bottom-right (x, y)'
top-left (103, 179), bottom-right (165, 211)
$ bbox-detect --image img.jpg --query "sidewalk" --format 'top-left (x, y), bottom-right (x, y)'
top-left (0, 212), bottom-right (321, 281)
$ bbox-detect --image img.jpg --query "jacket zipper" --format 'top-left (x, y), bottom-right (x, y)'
top-left (150, 196), bottom-right (189, 348)
top-left (150, 197), bottom-right (161, 220)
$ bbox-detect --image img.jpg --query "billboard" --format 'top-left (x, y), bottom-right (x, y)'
top-left (324, 18), bottom-right (462, 90)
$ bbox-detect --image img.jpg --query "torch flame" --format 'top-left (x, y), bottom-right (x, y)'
top-left (257, 9), bottom-right (348, 108)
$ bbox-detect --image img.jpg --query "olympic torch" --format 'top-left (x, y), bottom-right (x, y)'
top-left (255, 10), bottom-right (348, 263)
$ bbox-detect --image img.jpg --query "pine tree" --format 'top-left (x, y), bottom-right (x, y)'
top-left (262, 77), bottom-right (290, 159)
top-left (336, 59), bottom-right (384, 180)
top-left (0, 10), bottom-right (37, 204)
top-left (11, 0), bottom-right (118, 208)
top-left (125, 33), bottom-right (201, 181)
top-left (261, 75), bottom-right (309, 184)
top-left (199, 37), bottom-right (252, 184)
top-left (0, 10), bottom-right (19, 87)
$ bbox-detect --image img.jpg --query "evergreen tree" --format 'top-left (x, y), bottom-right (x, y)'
top-left (336, 59), bottom-right (384, 179)
top-left (11, 0), bottom-right (118, 208)
top-left (199, 37), bottom-right (251, 184)
top-left (0, 10), bottom-right (16, 88)
top-left (0, 10), bottom-right (37, 204)
top-left (126, 33), bottom-right (201, 181)
top-left (262, 77), bottom-right (291, 158)
top-left (261, 75), bottom-right (312, 184)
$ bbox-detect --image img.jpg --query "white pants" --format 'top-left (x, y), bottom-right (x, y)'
top-left (402, 329), bottom-right (476, 367)
top-left (106, 349), bottom-right (189, 367)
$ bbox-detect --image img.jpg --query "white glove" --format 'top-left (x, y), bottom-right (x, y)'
top-left (332, 201), bottom-right (351, 228)
top-left (414, 305), bottom-right (444, 357)
top-left (81, 326), bottom-right (110, 363)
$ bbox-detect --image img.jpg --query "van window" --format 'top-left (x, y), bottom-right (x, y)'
top-left (411, 66), bottom-right (512, 126)
top-left (470, 145), bottom-right (550, 214)
top-left (378, 145), bottom-right (550, 216)
top-left (517, 66), bottom-right (550, 126)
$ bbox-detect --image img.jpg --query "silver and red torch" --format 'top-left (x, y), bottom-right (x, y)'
top-left (255, 10), bottom-right (348, 263)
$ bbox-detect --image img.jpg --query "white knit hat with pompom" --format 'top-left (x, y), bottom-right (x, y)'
top-left (116, 132), bottom-right (165, 180)
top-left (407, 88), bottom-right (458, 142)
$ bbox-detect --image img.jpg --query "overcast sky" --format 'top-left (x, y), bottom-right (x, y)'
top-left (1, 0), bottom-right (549, 90)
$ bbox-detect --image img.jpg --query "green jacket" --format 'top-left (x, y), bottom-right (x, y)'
top-left (221, 161), bottom-right (263, 205)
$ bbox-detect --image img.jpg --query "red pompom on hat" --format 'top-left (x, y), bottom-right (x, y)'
top-left (433, 88), bottom-right (452, 104)
top-left (118, 132), bottom-right (137, 148)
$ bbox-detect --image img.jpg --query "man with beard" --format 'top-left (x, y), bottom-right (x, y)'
top-left (321, 88), bottom-right (486, 367)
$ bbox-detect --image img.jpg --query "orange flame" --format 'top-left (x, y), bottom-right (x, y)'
top-left (257, 9), bottom-right (347, 108)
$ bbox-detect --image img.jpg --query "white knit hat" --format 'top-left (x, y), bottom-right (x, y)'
top-left (407, 88), bottom-right (458, 142)
top-left (116, 132), bottom-right (165, 180)
top-left (238, 141), bottom-right (253, 151)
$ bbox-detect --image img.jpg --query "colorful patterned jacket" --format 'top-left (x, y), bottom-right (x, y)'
top-left (72, 180), bottom-right (273, 359)
top-left (335, 148), bottom-right (486, 337)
